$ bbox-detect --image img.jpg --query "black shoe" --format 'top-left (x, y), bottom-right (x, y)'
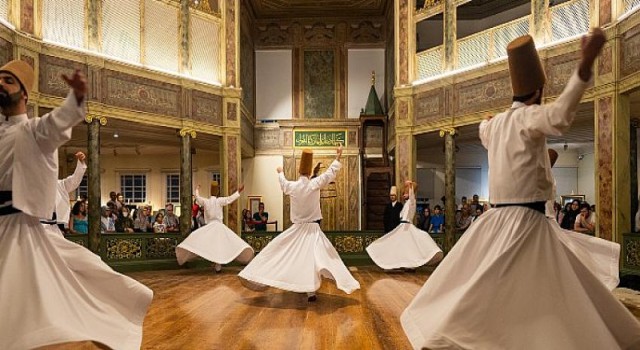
top-left (307, 295), bottom-right (317, 302)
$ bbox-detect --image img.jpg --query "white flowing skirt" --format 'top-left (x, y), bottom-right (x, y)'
top-left (401, 206), bottom-right (640, 350)
top-left (238, 222), bottom-right (360, 294)
top-left (0, 213), bottom-right (153, 350)
top-left (175, 220), bottom-right (254, 265)
top-left (366, 223), bottom-right (443, 269)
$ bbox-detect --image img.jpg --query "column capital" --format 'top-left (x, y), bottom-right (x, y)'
top-left (179, 127), bottom-right (197, 138)
top-left (85, 115), bottom-right (107, 125)
top-left (439, 127), bottom-right (457, 137)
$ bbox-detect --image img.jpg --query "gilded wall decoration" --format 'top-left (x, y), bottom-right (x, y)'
top-left (103, 70), bottom-right (181, 117)
top-left (397, 135), bottom-right (410, 183)
top-left (241, 114), bottom-right (255, 148)
top-left (398, 99), bottom-right (409, 120)
top-left (227, 135), bottom-right (239, 226)
top-left (189, 0), bottom-right (219, 14)
top-left (304, 23), bottom-right (334, 44)
top-left (621, 26), bottom-right (640, 78)
top-left (0, 38), bottom-right (12, 65)
top-left (240, 23), bottom-right (255, 114)
top-left (20, 55), bottom-right (34, 69)
top-left (227, 102), bottom-right (238, 121)
top-left (545, 52), bottom-right (582, 97)
top-left (453, 72), bottom-right (511, 115)
top-left (415, 89), bottom-right (444, 122)
top-left (243, 235), bottom-right (274, 252)
top-left (146, 237), bottom-right (178, 259)
top-left (226, 0), bottom-right (237, 86)
top-left (348, 21), bottom-right (383, 44)
top-left (599, 0), bottom-right (612, 26)
top-left (255, 128), bottom-right (280, 149)
top-left (192, 90), bottom-right (222, 125)
top-left (283, 130), bottom-right (293, 147)
top-left (597, 96), bottom-right (613, 241)
top-left (398, 0), bottom-right (409, 85)
top-left (625, 238), bottom-right (640, 268)
top-left (348, 156), bottom-right (360, 230)
top-left (332, 236), bottom-right (364, 253)
top-left (365, 127), bottom-right (383, 148)
top-left (304, 50), bottom-right (335, 119)
top-left (106, 238), bottom-right (143, 260)
top-left (39, 55), bottom-right (88, 98)
top-left (348, 130), bottom-right (357, 148)
top-left (258, 23), bottom-right (292, 46)
top-left (598, 45), bottom-right (613, 76)
top-left (88, 67), bottom-right (101, 101)
top-left (20, 0), bottom-right (34, 34)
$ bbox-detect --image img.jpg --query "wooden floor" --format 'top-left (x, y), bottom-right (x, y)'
top-left (129, 266), bottom-right (432, 350)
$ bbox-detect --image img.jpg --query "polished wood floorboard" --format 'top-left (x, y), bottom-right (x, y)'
top-left (128, 266), bottom-right (431, 350)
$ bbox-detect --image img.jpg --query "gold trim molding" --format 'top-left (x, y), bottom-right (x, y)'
top-left (85, 115), bottom-right (107, 126)
top-left (179, 128), bottom-right (198, 138)
top-left (439, 127), bottom-right (456, 137)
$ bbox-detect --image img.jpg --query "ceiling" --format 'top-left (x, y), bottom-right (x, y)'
top-left (62, 119), bottom-right (220, 156)
top-left (247, 0), bottom-right (388, 19)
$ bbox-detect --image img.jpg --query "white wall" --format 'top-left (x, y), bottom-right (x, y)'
top-left (577, 152), bottom-right (595, 204)
top-left (256, 50), bottom-right (293, 120)
top-left (347, 49), bottom-right (385, 118)
top-left (241, 155), bottom-right (284, 229)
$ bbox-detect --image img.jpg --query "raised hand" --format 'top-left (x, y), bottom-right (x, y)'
top-left (578, 28), bottom-right (606, 81)
top-left (238, 184), bottom-right (245, 193)
top-left (336, 143), bottom-right (343, 160)
top-left (61, 69), bottom-right (87, 105)
top-left (75, 151), bottom-right (86, 162)
top-left (276, 166), bottom-right (283, 173)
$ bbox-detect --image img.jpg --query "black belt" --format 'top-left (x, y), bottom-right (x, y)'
top-left (0, 205), bottom-right (21, 216)
top-left (0, 191), bottom-right (11, 203)
top-left (400, 220), bottom-right (410, 224)
top-left (0, 191), bottom-right (20, 216)
top-left (493, 201), bottom-right (545, 214)
top-left (40, 219), bottom-right (58, 225)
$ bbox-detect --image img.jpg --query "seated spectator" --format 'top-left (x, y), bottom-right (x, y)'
top-left (574, 202), bottom-right (596, 234)
top-left (561, 200), bottom-right (581, 230)
top-left (471, 207), bottom-right (483, 222)
top-left (429, 205), bottom-right (445, 234)
top-left (69, 200), bottom-right (88, 235)
top-left (100, 206), bottom-right (116, 233)
top-left (153, 213), bottom-right (167, 233)
top-left (418, 207), bottom-right (431, 231)
top-left (458, 196), bottom-right (468, 210)
top-left (469, 194), bottom-right (480, 212)
top-left (115, 206), bottom-right (135, 233)
top-left (163, 203), bottom-right (180, 232)
top-left (253, 202), bottom-right (269, 231)
top-left (242, 209), bottom-right (256, 232)
top-left (456, 204), bottom-right (472, 232)
top-left (134, 205), bottom-right (152, 232)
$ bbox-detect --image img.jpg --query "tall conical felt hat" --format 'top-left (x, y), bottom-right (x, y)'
top-left (0, 60), bottom-right (34, 98)
top-left (507, 35), bottom-right (546, 97)
top-left (299, 149), bottom-right (313, 176)
top-left (389, 186), bottom-right (397, 196)
top-left (210, 180), bottom-right (219, 195)
top-left (548, 149), bottom-right (559, 168)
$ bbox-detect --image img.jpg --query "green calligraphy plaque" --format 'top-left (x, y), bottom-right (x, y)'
top-left (294, 130), bottom-right (347, 148)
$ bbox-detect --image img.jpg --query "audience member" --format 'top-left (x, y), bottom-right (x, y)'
top-left (561, 200), bottom-right (581, 230)
top-left (471, 207), bottom-right (483, 222)
top-left (383, 186), bottom-right (403, 233)
top-left (574, 202), bottom-right (596, 234)
top-left (429, 205), bottom-right (445, 234)
top-left (153, 213), bottom-right (166, 233)
top-left (243, 209), bottom-right (256, 232)
top-left (115, 206), bottom-right (135, 233)
top-left (69, 200), bottom-right (88, 234)
top-left (107, 191), bottom-right (122, 211)
top-left (192, 196), bottom-right (200, 230)
top-left (134, 205), bottom-right (152, 232)
top-left (456, 204), bottom-right (472, 232)
top-left (418, 207), bottom-right (431, 231)
top-left (100, 205), bottom-right (115, 233)
top-left (163, 203), bottom-right (180, 232)
top-left (253, 202), bottom-right (269, 231)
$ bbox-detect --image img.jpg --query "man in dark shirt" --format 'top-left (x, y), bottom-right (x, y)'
top-left (383, 186), bottom-right (403, 233)
top-left (253, 202), bottom-right (269, 231)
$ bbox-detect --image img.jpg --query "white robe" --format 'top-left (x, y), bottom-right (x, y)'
top-left (0, 91), bottom-right (153, 350)
top-left (366, 187), bottom-right (443, 269)
top-left (238, 160), bottom-right (360, 294)
top-left (175, 191), bottom-right (254, 265)
top-left (55, 159), bottom-right (87, 226)
top-left (401, 71), bottom-right (640, 350)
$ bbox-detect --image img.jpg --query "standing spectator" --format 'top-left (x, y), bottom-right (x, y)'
top-left (50, 151), bottom-right (87, 233)
top-left (574, 203), bottom-right (596, 234)
top-left (253, 202), bottom-right (269, 231)
top-left (115, 206), bottom-right (135, 233)
top-left (100, 206), bottom-right (116, 233)
top-left (69, 200), bottom-right (88, 234)
top-left (429, 205), bottom-right (445, 233)
top-left (134, 205), bottom-right (152, 232)
top-left (192, 195), bottom-right (200, 230)
top-left (471, 207), bottom-right (483, 222)
top-left (153, 213), bottom-right (166, 233)
top-left (163, 203), bottom-right (180, 232)
top-left (458, 196), bottom-right (468, 210)
top-left (469, 194), bottom-right (481, 212)
top-left (383, 186), bottom-right (403, 233)
top-left (107, 191), bottom-right (122, 211)
top-left (418, 207), bottom-right (431, 231)
top-left (116, 193), bottom-right (125, 207)
top-left (243, 209), bottom-right (256, 232)
top-left (196, 206), bottom-right (206, 228)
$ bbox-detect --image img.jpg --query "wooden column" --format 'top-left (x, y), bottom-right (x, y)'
top-left (86, 115), bottom-right (105, 253)
top-left (179, 129), bottom-right (195, 237)
top-left (631, 119), bottom-right (639, 232)
top-left (443, 0), bottom-right (457, 71)
top-left (441, 127), bottom-right (456, 252)
top-left (180, 0), bottom-right (190, 73)
top-left (531, 0), bottom-right (549, 44)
